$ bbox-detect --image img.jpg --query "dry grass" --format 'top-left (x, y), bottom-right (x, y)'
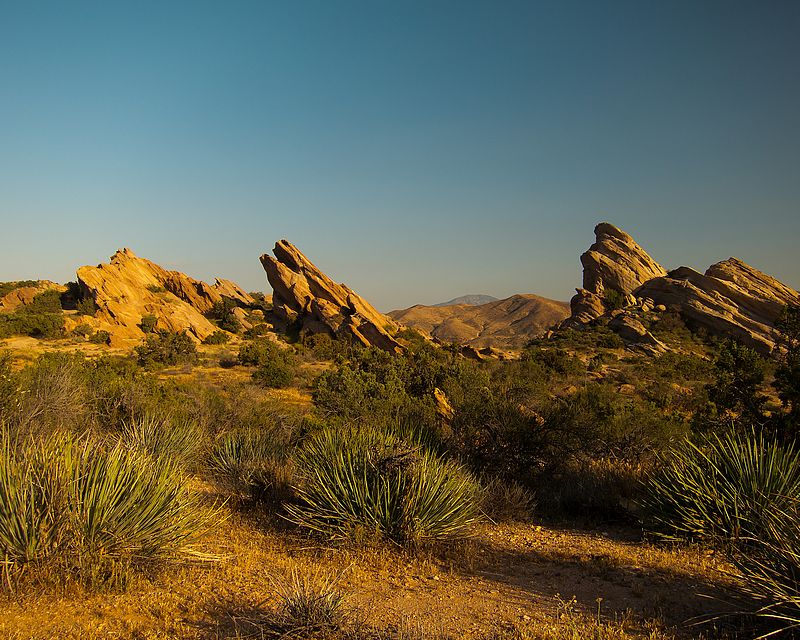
top-left (0, 503), bottom-right (749, 640)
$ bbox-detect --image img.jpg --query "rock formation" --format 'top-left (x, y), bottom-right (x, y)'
top-left (636, 259), bottom-right (800, 353)
top-left (77, 249), bottom-right (254, 346)
top-left (566, 223), bottom-right (666, 325)
top-left (0, 281), bottom-right (65, 313)
top-left (563, 223), bottom-right (800, 354)
top-left (389, 294), bottom-right (570, 350)
top-left (260, 240), bottom-right (403, 352)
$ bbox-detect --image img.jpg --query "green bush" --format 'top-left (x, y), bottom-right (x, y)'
top-left (0, 311), bottom-right (65, 339)
top-left (75, 296), bottom-right (98, 316)
top-left (0, 431), bottom-right (209, 587)
top-left (603, 288), bottom-right (626, 310)
top-left (72, 323), bottom-right (93, 338)
top-left (140, 314), bottom-right (158, 333)
top-left (238, 339), bottom-right (296, 388)
top-left (0, 351), bottom-right (17, 418)
top-left (285, 426), bottom-right (481, 545)
top-left (203, 330), bottom-right (230, 345)
top-left (89, 330), bottom-right (111, 344)
top-left (135, 330), bottom-right (198, 368)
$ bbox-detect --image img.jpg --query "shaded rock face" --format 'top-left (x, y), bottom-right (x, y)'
top-left (77, 249), bottom-right (253, 346)
top-left (260, 240), bottom-right (402, 352)
top-left (636, 259), bottom-right (800, 354)
top-left (566, 223), bottom-right (666, 325)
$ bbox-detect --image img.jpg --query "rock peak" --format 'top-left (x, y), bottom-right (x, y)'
top-left (260, 240), bottom-right (402, 352)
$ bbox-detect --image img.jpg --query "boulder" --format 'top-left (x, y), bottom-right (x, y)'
top-left (607, 313), bottom-right (667, 355)
top-left (260, 240), bottom-right (403, 352)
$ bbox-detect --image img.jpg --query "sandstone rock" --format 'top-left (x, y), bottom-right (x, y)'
top-left (0, 281), bottom-right (65, 313)
top-left (433, 387), bottom-right (455, 422)
top-left (608, 313), bottom-right (667, 355)
top-left (77, 249), bottom-right (252, 347)
top-left (581, 223), bottom-right (666, 296)
top-left (636, 259), bottom-right (800, 354)
top-left (260, 240), bottom-right (403, 352)
top-left (563, 223), bottom-right (666, 326)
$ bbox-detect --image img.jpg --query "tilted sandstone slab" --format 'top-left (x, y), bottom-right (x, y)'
top-left (636, 259), bottom-right (800, 354)
top-left (77, 249), bottom-right (252, 346)
top-left (565, 223), bottom-right (666, 326)
top-left (260, 240), bottom-right (402, 352)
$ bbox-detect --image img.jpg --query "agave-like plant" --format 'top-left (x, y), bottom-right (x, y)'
top-left (120, 414), bottom-right (205, 469)
top-left (285, 426), bottom-right (481, 545)
top-left (642, 429), bottom-right (800, 547)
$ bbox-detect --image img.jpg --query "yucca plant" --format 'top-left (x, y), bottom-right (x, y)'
top-left (120, 414), bottom-right (205, 470)
top-left (270, 568), bottom-right (348, 633)
top-left (0, 430), bottom-right (211, 588)
top-left (641, 429), bottom-right (800, 547)
top-left (285, 426), bottom-right (481, 545)
top-left (209, 429), bottom-right (292, 504)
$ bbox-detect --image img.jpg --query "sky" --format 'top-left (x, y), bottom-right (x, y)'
top-left (1, 0), bottom-right (798, 311)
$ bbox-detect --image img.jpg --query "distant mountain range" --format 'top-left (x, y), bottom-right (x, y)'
top-left (432, 294), bottom-right (498, 307)
top-left (389, 294), bottom-right (570, 349)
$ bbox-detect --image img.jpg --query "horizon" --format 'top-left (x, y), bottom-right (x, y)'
top-left (1, 1), bottom-right (799, 311)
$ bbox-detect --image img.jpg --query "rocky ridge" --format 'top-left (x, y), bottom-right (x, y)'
top-left (260, 240), bottom-right (402, 352)
top-left (76, 249), bottom-right (254, 346)
top-left (564, 223), bottom-right (800, 353)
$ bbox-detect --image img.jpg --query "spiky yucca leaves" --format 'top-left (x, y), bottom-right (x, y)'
top-left (285, 427), bottom-right (481, 545)
top-left (271, 568), bottom-right (348, 633)
top-left (642, 430), bottom-right (800, 547)
top-left (0, 431), bottom-right (68, 564)
top-left (209, 429), bottom-right (292, 504)
top-left (0, 430), bottom-right (210, 587)
top-left (120, 414), bottom-right (205, 470)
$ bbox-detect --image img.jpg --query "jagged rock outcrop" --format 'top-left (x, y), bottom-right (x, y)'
top-left (566, 223), bottom-right (666, 326)
top-left (636, 259), bottom-right (800, 353)
top-left (260, 240), bottom-right (402, 352)
top-left (607, 313), bottom-right (667, 356)
top-left (563, 223), bottom-right (800, 354)
top-left (77, 249), bottom-right (253, 346)
top-left (0, 281), bottom-right (65, 313)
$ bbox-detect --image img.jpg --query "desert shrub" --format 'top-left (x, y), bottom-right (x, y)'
top-left (139, 314), bottom-right (158, 333)
top-left (0, 431), bottom-right (209, 587)
top-left (271, 568), bottom-right (348, 634)
top-left (481, 478), bottom-right (535, 522)
top-left (603, 288), bottom-right (626, 310)
top-left (0, 310), bottom-right (65, 339)
top-left (209, 429), bottom-right (292, 504)
top-left (89, 330), bottom-right (111, 344)
top-left (238, 339), bottom-right (297, 388)
top-left (210, 297), bottom-right (241, 334)
top-left (0, 281), bottom-right (38, 297)
top-left (0, 352), bottom-right (17, 418)
top-left (75, 296), bottom-right (98, 316)
top-left (774, 304), bottom-right (800, 440)
top-left (84, 356), bottom-right (161, 431)
top-left (520, 347), bottom-right (583, 376)
top-left (120, 415), bottom-right (205, 470)
top-left (135, 330), bottom-right (198, 368)
top-left (285, 426), bottom-right (481, 545)
top-left (146, 284), bottom-right (166, 293)
top-left (203, 330), bottom-right (230, 345)
top-left (25, 289), bottom-right (63, 314)
top-left (300, 333), bottom-right (349, 360)
top-left (72, 323), bottom-right (93, 338)
top-left (13, 352), bottom-right (89, 433)
top-left (243, 323), bottom-right (271, 339)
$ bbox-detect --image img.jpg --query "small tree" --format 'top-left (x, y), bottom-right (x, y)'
top-left (775, 305), bottom-right (800, 440)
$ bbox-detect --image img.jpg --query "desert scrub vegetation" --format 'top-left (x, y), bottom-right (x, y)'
top-left (135, 329), bottom-right (198, 367)
top-left (642, 429), bottom-right (800, 635)
top-left (0, 429), bottom-right (211, 589)
top-left (285, 426), bottom-right (482, 545)
top-left (0, 289), bottom-right (65, 339)
top-left (238, 338), bottom-right (298, 388)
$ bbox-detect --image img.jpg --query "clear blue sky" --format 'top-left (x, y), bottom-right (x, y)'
top-left (1, 1), bottom-right (798, 311)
